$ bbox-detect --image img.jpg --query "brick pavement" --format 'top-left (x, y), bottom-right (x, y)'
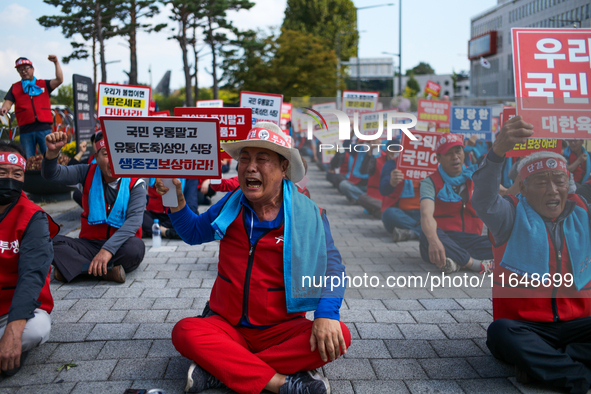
top-left (1, 164), bottom-right (565, 394)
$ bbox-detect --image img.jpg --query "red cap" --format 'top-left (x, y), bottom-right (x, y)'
top-left (435, 133), bottom-right (464, 154)
top-left (15, 58), bottom-right (33, 68)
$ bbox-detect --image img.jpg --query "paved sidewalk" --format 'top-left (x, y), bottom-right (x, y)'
top-left (0, 165), bottom-right (564, 393)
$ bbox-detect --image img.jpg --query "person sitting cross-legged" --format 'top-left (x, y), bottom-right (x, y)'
top-left (41, 131), bottom-right (146, 283)
top-left (157, 122), bottom-right (351, 394)
top-left (419, 133), bottom-right (494, 273)
top-left (473, 115), bottom-right (591, 394)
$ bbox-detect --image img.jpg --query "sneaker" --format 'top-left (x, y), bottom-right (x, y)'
top-left (279, 370), bottom-right (330, 394)
top-left (479, 260), bottom-right (495, 274)
top-left (440, 258), bottom-right (460, 274)
top-left (53, 266), bottom-right (66, 282)
top-left (102, 265), bottom-right (126, 283)
top-left (185, 362), bottom-right (225, 393)
top-left (392, 228), bottom-right (418, 243)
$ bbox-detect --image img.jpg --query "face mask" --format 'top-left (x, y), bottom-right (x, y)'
top-left (0, 178), bottom-right (23, 205)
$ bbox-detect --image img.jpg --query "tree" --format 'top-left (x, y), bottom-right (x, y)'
top-left (112, 1), bottom-right (166, 85)
top-left (51, 84), bottom-right (74, 108)
top-left (199, 0), bottom-right (254, 99)
top-left (282, 0), bottom-right (358, 61)
top-left (404, 75), bottom-right (420, 97)
top-left (38, 0), bottom-right (117, 88)
top-left (405, 62), bottom-right (435, 76)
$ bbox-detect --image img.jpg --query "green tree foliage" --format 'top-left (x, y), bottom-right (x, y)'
top-left (405, 62), bottom-right (435, 76)
top-left (222, 28), bottom-right (337, 100)
top-left (112, 1), bottom-right (166, 85)
top-left (51, 84), bottom-right (74, 108)
top-left (282, 0), bottom-right (358, 61)
top-left (404, 75), bottom-right (420, 97)
top-left (38, 0), bottom-right (117, 88)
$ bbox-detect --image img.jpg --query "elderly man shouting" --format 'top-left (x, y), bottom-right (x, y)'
top-left (472, 115), bottom-right (591, 394)
top-left (158, 122), bottom-right (350, 394)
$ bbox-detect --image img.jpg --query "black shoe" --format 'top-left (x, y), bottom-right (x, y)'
top-left (53, 266), bottom-right (66, 282)
top-left (279, 370), bottom-right (330, 394)
top-left (2, 351), bottom-right (28, 377)
top-left (185, 362), bottom-right (225, 393)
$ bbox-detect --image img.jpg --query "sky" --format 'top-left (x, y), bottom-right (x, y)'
top-left (0, 0), bottom-right (498, 94)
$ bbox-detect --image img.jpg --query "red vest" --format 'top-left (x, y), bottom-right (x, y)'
top-left (80, 164), bottom-right (142, 240)
top-left (12, 80), bottom-right (53, 126)
top-left (0, 192), bottom-right (59, 316)
top-left (347, 152), bottom-right (366, 185)
top-left (366, 153), bottom-right (386, 201)
top-left (210, 207), bottom-right (306, 326)
top-left (146, 185), bottom-right (164, 213)
top-left (491, 194), bottom-right (591, 322)
top-left (338, 153), bottom-right (349, 176)
top-left (429, 170), bottom-right (483, 235)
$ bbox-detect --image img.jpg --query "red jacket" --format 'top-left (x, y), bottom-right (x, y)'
top-left (146, 185), bottom-right (165, 213)
top-left (491, 194), bottom-right (591, 322)
top-left (0, 193), bottom-right (59, 316)
top-left (80, 164), bottom-right (142, 240)
top-left (209, 207), bottom-right (306, 326)
top-left (366, 152), bottom-right (386, 201)
top-left (429, 170), bottom-right (483, 235)
top-left (12, 80), bottom-right (53, 126)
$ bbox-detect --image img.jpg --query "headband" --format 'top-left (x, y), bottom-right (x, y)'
top-left (0, 152), bottom-right (27, 171)
top-left (519, 157), bottom-right (568, 181)
top-left (95, 139), bottom-right (105, 152)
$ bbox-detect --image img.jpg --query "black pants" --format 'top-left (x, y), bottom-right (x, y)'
top-left (52, 235), bottom-right (145, 282)
top-left (419, 229), bottom-right (494, 267)
top-left (326, 172), bottom-right (346, 189)
top-left (142, 211), bottom-right (173, 238)
top-left (357, 194), bottom-right (382, 219)
top-left (487, 317), bottom-right (591, 394)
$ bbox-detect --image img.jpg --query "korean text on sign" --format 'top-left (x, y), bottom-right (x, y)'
top-left (397, 131), bottom-right (440, 181)
top-left (360, 110), bottom-right (398, 139)
top-left (174, 107), bottom-right (252, 160)
top-left (99, 116), bottom-right (221, 179)
top-left (512, 28), bottom-right (591, 139)
top-left (240, 91), bottom-right (283, 126)
top-left (342, 90), bottom-right (379, 118)
top-left (417, 99), bottom-right (451, 123)
top-left (98, 83), bottom-right (151, 118)
top-left (450, 106), bottom-right (493, 133)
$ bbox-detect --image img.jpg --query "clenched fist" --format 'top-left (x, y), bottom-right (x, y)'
top-left (45, 131), bottom-right (68, 160)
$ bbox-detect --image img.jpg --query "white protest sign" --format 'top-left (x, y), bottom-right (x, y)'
top-left (97, 83), bottom-right (151, 118)
top-left (240, 91), bottom-right (283, 125)
top-left (196, 99), bottom-right (224, 108)
top-left (99, 116), bottom-right (221, 179)
top-left (342, 90), bottom-right (379, 118)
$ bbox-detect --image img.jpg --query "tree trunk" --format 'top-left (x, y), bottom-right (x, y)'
top-left (207, 16), bottom-right (218, 100)
top-left (129, 0), bottom-right (138, 85)
top-left (179, 7), bottom-right (193, 107)
top-left (92, 31), bottom-right (97, 94)
top-left (96, 2), bottom-right (107, 82)
top-left (192, 24), bottom-right (199, 102)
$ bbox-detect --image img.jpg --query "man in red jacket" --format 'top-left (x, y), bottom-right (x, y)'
top-left (473, 116), bottom-right (591, 394)
top-left (0, 141), bottom-right (58, 377)
top-left (1, 56), bottom-right (63, 158)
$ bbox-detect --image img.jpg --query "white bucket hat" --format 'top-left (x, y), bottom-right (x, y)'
top-left (220, 121), bottom-right (306, 183)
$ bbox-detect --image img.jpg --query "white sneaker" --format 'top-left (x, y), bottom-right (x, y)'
top-left (479, 260), bottom-right (495, 274)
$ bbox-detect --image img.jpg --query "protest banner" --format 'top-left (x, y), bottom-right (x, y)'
top-left (196, 99), bottom-right (223, 108)
top-left (424, 80), bottom-right (441, 97)
top-left (499, 106), bottom-right (561, 157)
top-left (99, 116), bottom-right (221, 179)
top-left (342, 90), bottom-right (379, 118)
top-left (72, 74), bottom-right (96, 159)
top-left (240, 91), bottom-right (283, 125)
top-left (397, 130), bottom-right (441, 181)
top-left (280, 102), bottom-right (292, 131)
top-left (417, 99), bottom-right (450, 123)
top-left (450, 105), bottom-right (493, 133)
top-left (360, 109), bottom-right (399, 139)
top-left (98, 83), bottom-right (150, 118)
top-left (513, 28), bottom-right (591, 139)
top-left (174, 107), bottom-right (252, 160)
top-left (151, 110), bottom-right (170, 117)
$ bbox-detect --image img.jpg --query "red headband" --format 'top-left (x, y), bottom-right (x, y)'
top-left (246, 127), bottom-right (291, 148)
top-left (0, 152), bottom-right (27, 171)
top-left (95, 139), bottom-right (105, 152)
top-left (519, 157), bottom-right (567, 180)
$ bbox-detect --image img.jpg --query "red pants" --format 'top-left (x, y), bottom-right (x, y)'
top-left (172, 315), bottom-right (351, 394)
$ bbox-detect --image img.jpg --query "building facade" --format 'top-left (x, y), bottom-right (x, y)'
top-left (470, 0), bottom-right (591, 98)
top-left (393, 74), bottom-right (463, 98)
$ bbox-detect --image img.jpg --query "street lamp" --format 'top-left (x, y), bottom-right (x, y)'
top-left (337, 31), bottom-right (355, 108)
top-left (355, 3), bottom-right (395, 90)
top-left (382, 51), bottom-right (399, 97)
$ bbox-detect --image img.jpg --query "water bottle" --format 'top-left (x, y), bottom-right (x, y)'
top-left (152, 219), bottom-right (161, 249)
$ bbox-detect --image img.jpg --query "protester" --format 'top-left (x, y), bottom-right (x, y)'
top-left (472, 115), bottom-right (591, 394)
top-left (379, 144), bottom-right (422, 242)
top-left (419, 133), bottom-right (494, 273)
top-left (356, 148), bottom-right (385, 219)
top-left (564, 139), bottom-right (590, 189)
top-left (158, 122), bottom-right (350, 394)
top-left (0, 141), bottom-right (58, 377)
top-left (0, 56), bottom-right (63, 158)
top-left (337, 147), bottom-right (370, 203)
top-left (41, 131), bottom-right (146, 283)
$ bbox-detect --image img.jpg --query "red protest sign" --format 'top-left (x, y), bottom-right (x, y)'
top-left (424, 81), bottom-right (441, 97)
top-left (500, 106), bottom-right (561, 157)
top-left (417, 99), bottom-right (451, 123)
top-left (174, 107), bottom-right (252, 160)
top-left (151, 110), bottom-right (170, 117)
top-left (397, 130), bottom-right (440, 181)
top-left (513, 28), bottom-right (591, 139)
